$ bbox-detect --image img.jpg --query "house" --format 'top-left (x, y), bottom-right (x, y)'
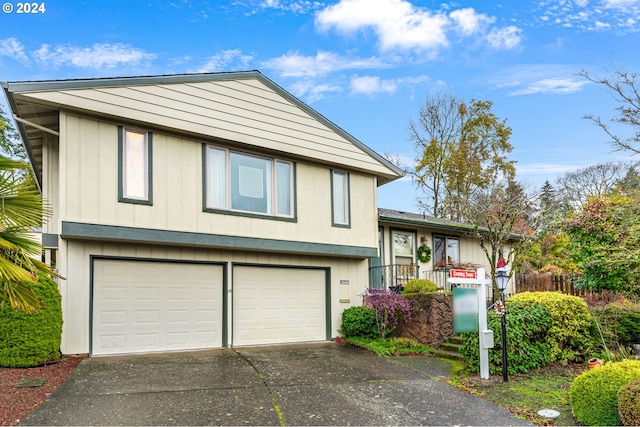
top-left (2, 71), bottom-right (403, 356)
top-left (373, 208), bottom-right (515, 299)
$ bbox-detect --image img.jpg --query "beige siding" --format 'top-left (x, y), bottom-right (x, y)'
top-left (378, 224), bottom-right (491, 271)
top-left (58, 113), bottom-right (377, 249)
top-left (59, 240), bottom-right (370, 354)
top-left (18, 78), bottom-right (397, 179)
top-left (41, 133), bottom-right (59, 234)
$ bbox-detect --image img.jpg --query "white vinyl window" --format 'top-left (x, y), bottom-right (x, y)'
top-left (119, 127), bottom-right (152, 204)
top-left (205, 145), bottom-right (293, 218)
top-left (332, 170), bottom-right (350, 226)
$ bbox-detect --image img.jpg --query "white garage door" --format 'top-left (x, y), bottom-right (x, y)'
top-left (92, 259), bottom-right (224, 356)
top-left (232, 266), bottom-right (327, 346)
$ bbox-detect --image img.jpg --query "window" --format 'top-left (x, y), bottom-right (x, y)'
top-left (392, 231), bottom-right (415, 265)
top-left (331, 170), bottom-right (350, 227)
top-left (433, 235), bottom-right (460, 269)
top-left (205, 145), bottom-right (294, 218)
top-left (118, 127), bottom-right (152, 204)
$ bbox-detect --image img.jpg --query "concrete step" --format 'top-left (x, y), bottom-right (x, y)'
top-left (432, 348), bottom-right (464, 361)
top-left (448, 335), bottom-right (464, 345)
top-left (439, 342), bottom-right (463, 353)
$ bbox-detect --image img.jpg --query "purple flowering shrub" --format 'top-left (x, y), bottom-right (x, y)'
top-left (361, 289), bottom-right (414, 338)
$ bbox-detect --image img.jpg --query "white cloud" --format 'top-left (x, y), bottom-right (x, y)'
top-left (594, 20), bottom-right (612, 29)
top-left (487, 26), bottom-right (523, 49)
top-left (33, 43), bottom-right (156, 69)
top-left (0, 37), bottom-right (29, 64)
top-left (601, 0), bottom-right (640, 9)
top-left (315, 0), bottom-right (522, 53)
top-left (517, 162), bottom-right (586, 175)
top-left (196, 49), bottom-right (254, 72)
top-left (262, 50), bottom-right (387, 77)
top-left (288, 80), bottom-right (342, 103)
top-left (238, 0), bottom-right (326, 14)
top-left (350, 75), bottom-right (398, 94)
top-left (535, 0), bottom-right (640, 33)
top-left (315, 0), bottom-right (450, 51)
top-left (449, 8), bottom-right (495, 36)
top-left (509, 77), bottom-right (589, 95)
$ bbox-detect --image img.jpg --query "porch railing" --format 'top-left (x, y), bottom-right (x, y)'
top-left (368, 265), bottom-right (496, 307)
top-left (368, 264), bottom-right (419, 290)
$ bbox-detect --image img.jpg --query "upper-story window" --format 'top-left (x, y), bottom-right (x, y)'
top-left (331, 170), bottom-right (350, 227)
top-left (205, 145), bottom-right (294, 218)
top-left (118, 126), bottom-right (152, 205)
top-left (433, 235), bottom-right (459, 269)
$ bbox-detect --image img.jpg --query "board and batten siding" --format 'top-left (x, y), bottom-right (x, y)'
top-left (19, 78), bottom-right (396, 179)
top-left (58, 240), bottom-right (370, 354)
top-left (56, 113), bottom-right (377, 249)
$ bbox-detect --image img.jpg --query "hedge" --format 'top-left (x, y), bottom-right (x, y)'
top-left (462, 300), bottom-right (553, 374)
top-left (508, 292), bottom-right (594, 364)
top-left (618, 378), bottom-right (640, 426)
top-left (0, 273), bottom-right (63, 367)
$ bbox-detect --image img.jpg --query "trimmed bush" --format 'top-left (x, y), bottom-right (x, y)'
top-left (0, 273), bottom-right (62, 367)
top-left (403, 278), bottom-right (438, 294)
top-left (618, 378), bottom-right (640, 426)
top-left (462, 300), bottom-right (553, 374)
top-left (338, 306), bottom-right (379, 338)
top-left (570, 359), bottom-right (640, 426)
top-left (509, 292), bottom-right (594, 364)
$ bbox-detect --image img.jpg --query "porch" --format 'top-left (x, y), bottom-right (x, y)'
top-left (368, 264), bottom-right (498, 306)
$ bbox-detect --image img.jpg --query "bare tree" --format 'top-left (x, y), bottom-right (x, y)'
top-left (408, 92), bottom-right (465, 217)
top-left (465, 179), bottom-right (536, 297)
top-left (555, 160), bottom-right (640, 209)
top-left (581, 68), bottom-right (640, 155)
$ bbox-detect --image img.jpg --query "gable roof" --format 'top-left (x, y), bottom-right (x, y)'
top-left (2, 71), bottom-right (403, 189)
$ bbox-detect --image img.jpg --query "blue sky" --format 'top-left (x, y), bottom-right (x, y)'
top-left (2, 0), bottom-right (640, 212)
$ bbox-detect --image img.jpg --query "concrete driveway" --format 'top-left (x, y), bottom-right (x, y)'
top-left (20, 343), bottom-right (530, 426)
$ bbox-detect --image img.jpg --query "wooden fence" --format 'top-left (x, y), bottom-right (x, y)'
top-left (515, 273), bottom-right (582, 295)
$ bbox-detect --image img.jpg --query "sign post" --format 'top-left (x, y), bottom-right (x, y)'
top-left (448, 268), bottom-right (493, 379)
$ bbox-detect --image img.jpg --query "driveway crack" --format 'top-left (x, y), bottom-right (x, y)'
top-left (233, 349), bottom-right (287, 426)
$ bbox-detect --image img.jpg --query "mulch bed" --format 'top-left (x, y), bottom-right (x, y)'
top-left (0, 356), bottom-right (84, 426)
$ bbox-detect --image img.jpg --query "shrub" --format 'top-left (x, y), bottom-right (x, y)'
top-left (590, 301), bottom-right (640, 350)
top-left (618, 378), bottom-right (640, 426)
top-left (570, 359), bottom-right (640, 426)
top-left (403, 278), bottom-right (438, 294)
top-left (461, 300), bottom-right (553, 374)
top-left (339, 306), bottom-right (378, 339)
top-left (362, 289), bottom-right (414, 338)
top-left (0, 273), bottom-right (62, 367)
top-left (509, 292), bottom-right (594, 364)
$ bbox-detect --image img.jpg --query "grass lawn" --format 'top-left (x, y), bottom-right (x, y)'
top-left (343, 336), bottom-right (586, 426)
top-left (453, 363), bottom-right (587, 426)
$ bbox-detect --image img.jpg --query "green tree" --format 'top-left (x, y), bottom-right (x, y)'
top-left (564, 193), bottom-right (640, 294)
top-left (409, 94), bottom-right (515, 221)
top-left (0, 108), bottom-right (55, 313)
top-left (0, 105), bottom-right (27, 161)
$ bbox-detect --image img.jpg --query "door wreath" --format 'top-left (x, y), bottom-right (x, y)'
top-left (416, 244), bottom-right (432, 263)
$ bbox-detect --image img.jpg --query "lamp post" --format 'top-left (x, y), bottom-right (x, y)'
top-left (495, 268), bottom-right (509, 382)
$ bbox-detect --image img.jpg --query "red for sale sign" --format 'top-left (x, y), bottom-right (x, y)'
top-left (450, 269), bottom-right (477, 279)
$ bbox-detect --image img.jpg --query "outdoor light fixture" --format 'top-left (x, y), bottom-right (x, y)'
top-left (496, 269), bottom-right (509, 291)
top-left (495, 268), bottom-right (509, 382)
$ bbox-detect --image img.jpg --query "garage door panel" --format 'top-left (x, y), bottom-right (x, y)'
top-left (93, 260), bottom-right (224, 356)
top-left (233, 266), bottom-right (326, 346)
